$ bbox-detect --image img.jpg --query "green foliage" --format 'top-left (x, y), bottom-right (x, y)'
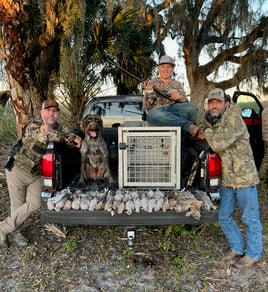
top-left (161, 225), bottom-right (191, 237)
top-left (123, 248), bottom-right (135, 258)
top-left (63, 240), bottom-right (78, 251)
top-left (157, 225), bottom-right (191, 251)
top-left (0, 106), bottom-right (17, 141)
top-left (172, 256), bottom-right (182, 266)
top-left (157, 240), bottom-right (174, 251)
top-left (85, 2), bottom-right (156, 94)
top-left (1, 0), bottom-right (267, 135)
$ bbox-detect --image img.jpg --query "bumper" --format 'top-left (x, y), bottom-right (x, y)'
top-left (40, 209), bottom-right (218, 226)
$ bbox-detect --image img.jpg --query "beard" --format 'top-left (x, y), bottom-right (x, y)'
top-left (205, 110), bottom-right (222, 125)
top-left (46, 118), bottom-right (57, 125)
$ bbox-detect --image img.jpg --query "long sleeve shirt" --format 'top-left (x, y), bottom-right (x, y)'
top-left (143, 77), bottom-right (188, 113)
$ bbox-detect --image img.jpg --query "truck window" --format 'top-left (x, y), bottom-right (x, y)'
top-left (90, 102), bottom-right (144, 127)
top-left (235, 94), bottom-right (261, 118)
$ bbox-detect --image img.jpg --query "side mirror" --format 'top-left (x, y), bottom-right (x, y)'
top-left (242, 108), bottom-right (253, 118)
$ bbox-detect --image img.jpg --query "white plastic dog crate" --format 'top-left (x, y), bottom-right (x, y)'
top-left (118, 121), bottom-right (181, 189)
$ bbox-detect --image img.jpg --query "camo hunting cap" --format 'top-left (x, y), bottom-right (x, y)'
top-left (207, 88), bottom-right (226, 102)
top-left (41, 100), bottom-right (60, 111)
top-left (158, 55), bottom-right (175, 66)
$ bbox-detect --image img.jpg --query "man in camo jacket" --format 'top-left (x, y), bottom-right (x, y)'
top-left (0, 100), bottom-right (82, 248)
top-left (143, 55), bottom-right (199, 138)
top-left (198, 88), bottom-right (262, 270)
top-left (258, 106), bottom-right (268, 185)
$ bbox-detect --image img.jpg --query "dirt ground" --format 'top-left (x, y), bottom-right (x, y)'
top-left (0, 137), bottom-right (268, 292)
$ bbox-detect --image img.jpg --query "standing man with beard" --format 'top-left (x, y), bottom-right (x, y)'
top-left (198, 88), bottom-right (262, 269)
top-left (0, 100), bottom-right (82, 248)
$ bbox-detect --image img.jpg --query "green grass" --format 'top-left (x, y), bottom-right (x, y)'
top-left (63, 240), bottom-right (78, 251)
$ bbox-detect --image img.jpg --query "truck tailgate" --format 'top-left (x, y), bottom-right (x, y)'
top-left (40, 209), bottom-right (218, 226)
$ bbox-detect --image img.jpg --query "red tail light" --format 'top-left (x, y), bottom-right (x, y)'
top-left (208, 153), bottom-right (221, 177)
top-left (41, 153), bottom-right (55, 190)
top-left (243, 118), bottom-right (261, 126)
top-left (207, 152), bottom-right (221, 200)
top-left (41, 153), bottom-right (54, 177)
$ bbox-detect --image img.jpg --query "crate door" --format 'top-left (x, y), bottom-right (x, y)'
top-left (118, 127), bottom-right (181, 189)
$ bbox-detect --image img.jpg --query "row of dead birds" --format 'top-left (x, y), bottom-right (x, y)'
top-left (47, 188), bottom-right (217, 220)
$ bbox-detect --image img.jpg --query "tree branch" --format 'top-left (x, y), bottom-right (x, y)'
top-left (227, 49), bottom-right (268, 64)
top-left (198, 0), bottom-right (232, 49)
top-left (200, 16), bottom-right (268, 74)
top-left (145, 0), bottom-right (172, 26)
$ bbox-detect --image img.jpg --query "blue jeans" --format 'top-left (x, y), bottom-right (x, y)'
top-left (218, 186), bottom-right (262, 260)
top-left (147, 103), bottom-right (198, 134)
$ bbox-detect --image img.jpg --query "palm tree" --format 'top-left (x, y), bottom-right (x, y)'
top-left (0, 0), bottom-right (62, 137)
top-left (85, 3), bottom-right (156, 95)
top-left (0, 0), bottom-right (157, 133)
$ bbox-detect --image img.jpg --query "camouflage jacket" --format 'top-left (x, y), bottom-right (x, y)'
top-left (262, 107), bottom-right (268, 144)
top-left (22, 119), bottom-right (77, 145)
top-left (143, 77), bottom-right (188, 113)
top-left (202, 103), bottom-right (259, 188)
top-left (14, 120), bottom-right (77, 175)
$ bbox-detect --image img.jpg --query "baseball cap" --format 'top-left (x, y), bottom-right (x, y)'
top-left (158, 55), bottom-right (175, 66)
top-left (207, 88), bottom-right (226, 102)
top-left (41, 100), bottom-right (60, 111)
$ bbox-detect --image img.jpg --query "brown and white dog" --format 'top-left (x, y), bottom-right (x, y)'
top-left (78, 114), bottom-right (114, 186)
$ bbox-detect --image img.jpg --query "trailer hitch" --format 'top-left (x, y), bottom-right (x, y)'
top-left (126, 228), bottom-right (136, 249)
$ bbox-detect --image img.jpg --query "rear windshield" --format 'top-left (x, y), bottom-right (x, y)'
top-left (89, 101), bottom-right (144, 127)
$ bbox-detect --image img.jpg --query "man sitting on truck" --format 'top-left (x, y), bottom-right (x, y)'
top-left (0, 100), bottom-right (82, 248)
top-left (143, 55), bottom-right (199, 138)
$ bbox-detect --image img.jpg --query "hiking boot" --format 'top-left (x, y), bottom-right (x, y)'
top-left (222, 250), bottom-right (243, 261)
top-left (233, 255), bottom-right (259, 270)
top-left (13, 231), bottom-right (29, 247)
top-left (0, 229), bottom-right (8, 248)
top-left (188, 124), bottom-right (200, 138)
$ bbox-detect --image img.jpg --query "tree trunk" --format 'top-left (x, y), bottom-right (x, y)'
top-left (1, 0), bottom-right (60, 138)
top-left (7, 74), bottom-right (31, 138)
top-left (1, 1), bottom-right (32, 138)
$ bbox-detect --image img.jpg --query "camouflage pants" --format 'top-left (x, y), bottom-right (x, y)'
top-left (258, 143), bottom-right (268, 184)
top-left (0, 165), bottom-right (42, 235)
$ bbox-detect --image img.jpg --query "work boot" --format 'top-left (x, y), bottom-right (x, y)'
top-left (0, 229), bottom-right (8, 248)
top-left (188, 124), bottom-right (200, 139)
top-left (222, 250), bottom-right (243, 261)
top-left (233, 255), bottom-right (259, 270)
top-left (13, 231), bottom-right (29, 247)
